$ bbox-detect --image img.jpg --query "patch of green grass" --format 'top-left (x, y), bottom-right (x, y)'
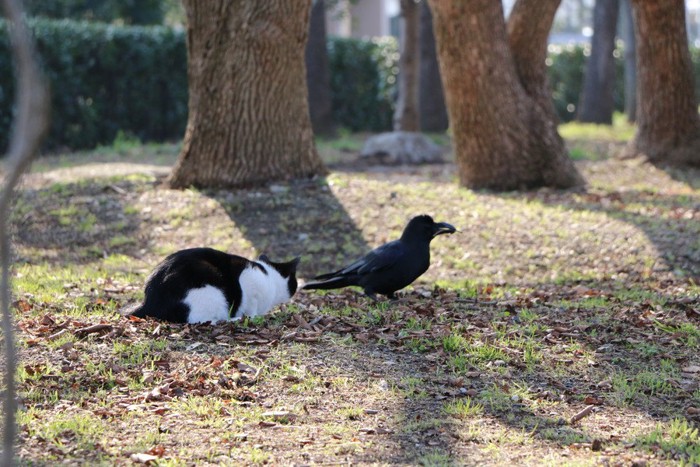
top-left (654, 320), bottom-right (700, 348)
top-left (635, 418), bottom-right (700, 465)
top-left (610, 364), bottom-right (678, 406)
top-left (316, 128), bottom-right (364, 152)
top-left (559, 113), bottom-right (636, 141)
top-left (170, 396), bottom-right (225, 421)
top-left (108, 234), bottom-right (136, 248)
top-left (45, 332), bottom-right (78, 350)
top-left (445, 334), bottom-right (510, 373)
top-left (400, 416), bottom-right (444, 434)
top-left (539, 426), bottom-right (589, 445)
top-left (130, 427), bottom-right (166, 452)
top-left (554, 296), bottom-right (610, 309)
top-left (247, 446), bottom-right (272, 465)
top-left (634, 370), bottom-right (675, 396)
top-left (336, 406), bottom-right (364, 421)
top-left (610, 372), bottom-right (639, 406)
top-left (289, 373), bottom-right (325, 393)
top-left (443, 397), bottom-right (484, 418)
top-left (23, 410), bottom-right (106, 451)
top-left (394, 376), bottom-right (429, 399)
top-left (403, 337), bottom-right (435, 353)
top-left (113, 339), bottom-right (168, 366)
top-left (418, 449), bottom-right (452, 466)
top-left (403, 316), bottom-right (432, 331)
top-left (612, 288), bottom-right (668, 305)
top-left (569, 147), bottom-right (596, 161)
top-left (13, 263), bottom-right (98, 306)
top-left (17, 362), bottom-right (58, 384)
top-left (635, 342), bottom-right (662, 358)
top-left (442, 333), bottom-right (468, 353)
top-left (478, 385), bottom-right (513, 413)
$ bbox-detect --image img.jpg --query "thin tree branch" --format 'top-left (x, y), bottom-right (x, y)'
top-left (0, 0), bottom-right (50, 464)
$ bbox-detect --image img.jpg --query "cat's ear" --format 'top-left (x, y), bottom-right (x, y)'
top-left (258, 254), bottom-right (271, 263)
top-left (277, 257), bottom-right (300, 277)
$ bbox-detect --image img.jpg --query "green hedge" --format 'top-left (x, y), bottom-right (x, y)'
top-left (1, 18), bottom-right (699, 153)
top-left (0, 18), bottom-right (187, 152)
top-left (328, 36), bottom-right (398, 132)
top-left (547, 44), bottom-right (626, 122)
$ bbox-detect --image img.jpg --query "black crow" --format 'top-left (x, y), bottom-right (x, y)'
top-left (303, 215), bottom-right (456, 300)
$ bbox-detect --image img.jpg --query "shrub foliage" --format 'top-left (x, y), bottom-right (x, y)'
top-left (0, 18), bottom-right (187, 152)
top-left (1, 18), bottom-right (699, 152)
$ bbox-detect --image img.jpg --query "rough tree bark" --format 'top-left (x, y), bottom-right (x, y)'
top-left (624, 0), bottom-right (700, 166)
top-left (393, 0), bottom-right (420, 132)
top-left (418, 0), bottom-right (448, 132)
top-left (305, 0), bottom-right (335, 136)
top-left (0, 0), bottom-right (50, 464)
top-left (577, 0), bottom-right (619, 124)
top-left (168, 0), bottom-right (327, 189)
top-left (620, 0), bottom-right (636, 122)
top-left (429, 0), bottom-right (583, 190)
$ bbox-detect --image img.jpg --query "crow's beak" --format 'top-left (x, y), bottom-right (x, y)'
top-left (433, 222), bottom-right (457, 237)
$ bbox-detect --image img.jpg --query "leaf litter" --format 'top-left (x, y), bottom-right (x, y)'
top-left (7, 151), bottom-right (700, 465)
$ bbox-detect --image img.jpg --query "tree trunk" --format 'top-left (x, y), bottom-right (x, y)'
top-left (624, 0), bottom-right (700, 166)
top-left (393, 0), bottom-right (420, 132)
top-left (0, 1), bottom-right (50, 464)
top-left (168, 0), bottom-right (327, 189)
top-left (418, 1), bottom-right (448, 132)
top-left (577, 0), bottom-right (619, 124)
top-left (306, 0), bottom-right (335, 136)
top-left (620, 0), bottom-right (636, 122)
top-left (429, 0), bottom-right (583, 190)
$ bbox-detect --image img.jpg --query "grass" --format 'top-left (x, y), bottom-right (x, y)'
top-left (6, 129), bottom-right (700, 465)
top-left (559, 113), bottom-right (636, 142)
top-left (635, 418), bottom-right (700, 465)
top-left (444, 397), bottom-right (485, 417)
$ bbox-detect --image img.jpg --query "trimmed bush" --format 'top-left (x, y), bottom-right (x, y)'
top-left (547, 43), bottom-right (625, 123)
top-left (1, 18), bottom-right (699, 153)
top-left (0, 18), bottom-right (187, 152)
top-left (328, 36), bottom-right (398, 132)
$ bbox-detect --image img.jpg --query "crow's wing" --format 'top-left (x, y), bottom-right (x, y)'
top-left (314, 240), bottom-right (406, 279)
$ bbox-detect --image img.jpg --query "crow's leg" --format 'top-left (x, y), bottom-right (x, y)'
top-left (363, 291), bottom-right (379, 302)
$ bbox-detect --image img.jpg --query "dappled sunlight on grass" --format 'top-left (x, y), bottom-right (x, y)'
top-left (559, 113), bottom-right (636, 142)
top-left (8, 135), bottom-right (700, 465)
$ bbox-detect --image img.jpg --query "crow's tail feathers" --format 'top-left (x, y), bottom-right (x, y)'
top-left (302, 276), bottom-right (355, 291)
top-left (312, 269), bottom-right (345, 281)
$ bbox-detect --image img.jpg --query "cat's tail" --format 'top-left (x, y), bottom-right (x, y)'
top-left (120, 302), bottom-right (147, 318)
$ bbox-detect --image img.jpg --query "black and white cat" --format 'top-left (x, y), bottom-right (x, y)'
top-left (125, 248), bottom-right (299, 323)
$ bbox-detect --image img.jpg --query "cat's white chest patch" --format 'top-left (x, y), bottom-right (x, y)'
top-left (235, 264), bottom-right (290, 318)
top-left (183, 285), bottom-right (230, 324)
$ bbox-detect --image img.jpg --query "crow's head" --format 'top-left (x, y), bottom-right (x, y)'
top-left (402, 215), bottom-right (457, 242)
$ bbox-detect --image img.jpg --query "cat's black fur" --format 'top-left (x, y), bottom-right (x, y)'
top-left (125, 248), bottom-right (299, 323)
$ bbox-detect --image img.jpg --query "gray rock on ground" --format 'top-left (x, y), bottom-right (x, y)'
top-left (360, 131), bottom-right (444, 165)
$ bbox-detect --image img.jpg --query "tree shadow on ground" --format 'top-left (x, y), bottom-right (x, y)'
top-left (10, 175), bottom-right (149, 265)
top-left (203, 178), bottom-right (371, 280)
top-left (655, 163), bottom-right (700, 191)
top-left (325, 286), bottom-right (698, 463)
top-left (11, 158), bottom-right (699, 464)
top-left (128, 283), bottom-right (698, 464)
